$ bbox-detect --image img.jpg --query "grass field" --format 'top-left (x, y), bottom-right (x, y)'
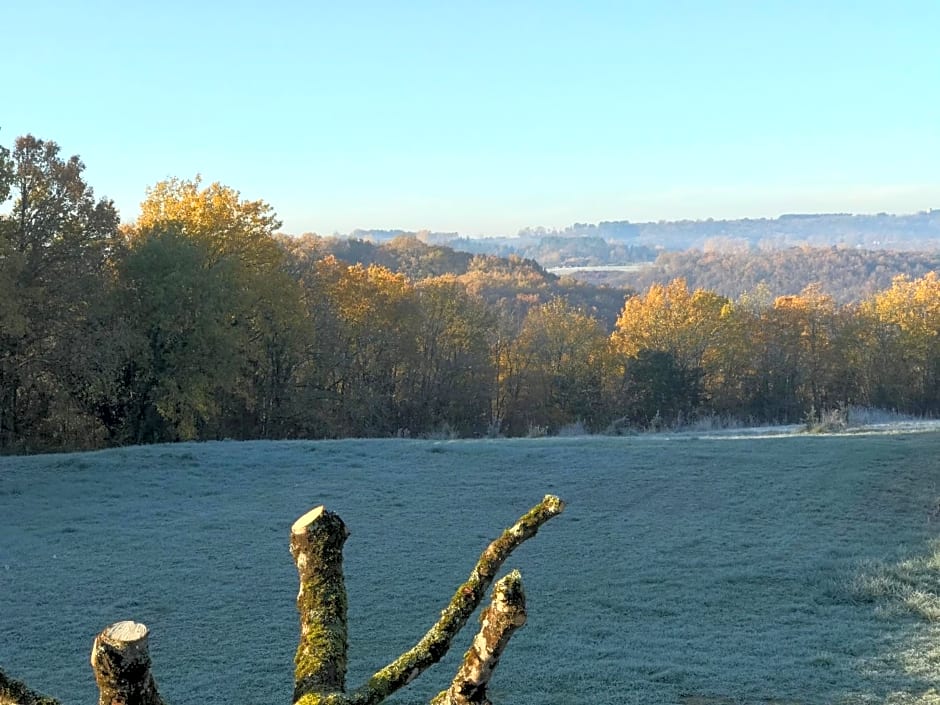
top-left (3, 431), bottom-right (940, 705)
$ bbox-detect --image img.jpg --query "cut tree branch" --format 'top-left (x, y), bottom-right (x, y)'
top-left (90, 621), bottom-right (163, 705)
top-left (290, 506), bottom-right (350, 702)
top-left (335, 494), bottom-right (564, 705)
top-left (432, 569), bottom-right (527, 705)
top-left (0, 668), bottom-right (59, 705)
top-left (8, 495), bottom-right (564, 705)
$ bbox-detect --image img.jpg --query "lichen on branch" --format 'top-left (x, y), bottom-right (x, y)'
top-left (0, 668), bottom-right (59, 705)
top-left (433, 570), bottom-right (528, 705)
top-left (346, 494), bottom-right (564, 705)
top-left (290, 506), bottom-right (350, 701)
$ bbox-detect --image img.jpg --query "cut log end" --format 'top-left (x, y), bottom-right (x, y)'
top-left (101, 621), bottom-right (148, 645)
top-left (292, 506), bottom-right (327, 535)
top-left (91, 621), bottom-right (163, 705)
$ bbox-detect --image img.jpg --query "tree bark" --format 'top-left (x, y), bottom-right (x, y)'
top-left (340, 494), bottom-right (564, 705)
top-left (0, 668), bottom-right (59, 705)
top-left (90, 621), bottom-right (163, 705)
top-left (7, 495), bottom-right (563, 705)
top-left (290, 506), bottom-right (350, 702)
top-left (432, 570), bottom-right (527, 705)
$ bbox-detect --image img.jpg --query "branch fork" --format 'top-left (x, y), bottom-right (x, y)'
top-left (20, 495), bottom-right (564, 705)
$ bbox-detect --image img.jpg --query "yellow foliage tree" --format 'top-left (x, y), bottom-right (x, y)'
top-left (134, 176), bottom-right (282, 268)
top-left (612, 278), bottom-right (728, 370)
top-left (300, 257), bottom-right (419, 435)
top-left (860, 272), bottom-right (940, 411)
top-left (118, 177), bottom-right (302, 441)
top-left (511, 298), bottom-right (612, 433)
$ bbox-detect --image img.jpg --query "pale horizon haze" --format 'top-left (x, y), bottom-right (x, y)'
top-left (4, 1), bottom-right (939, 236)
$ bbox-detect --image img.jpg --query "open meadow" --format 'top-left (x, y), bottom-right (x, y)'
top-left (3, 431), bottom-right (940, 705)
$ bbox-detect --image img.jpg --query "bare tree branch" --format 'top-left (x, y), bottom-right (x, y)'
top-left (432, 569), bottom-right (527, 705)
top-left (339, 494), bottom-right (564, 705)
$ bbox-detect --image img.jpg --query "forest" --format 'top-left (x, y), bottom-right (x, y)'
top-left (2, 133), bottom-right (940, 453)
top-left (569, 246), bottom-right (940, 303)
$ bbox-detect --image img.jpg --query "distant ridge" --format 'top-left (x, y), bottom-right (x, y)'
top-left (329, 210), bottom-right (940, 268)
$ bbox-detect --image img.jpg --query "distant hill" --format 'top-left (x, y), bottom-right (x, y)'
top-left (286, 215), bottom-right (940, 305)
top-left (567, 246), bottom-right (940, 303)
top-left (277, 233), bottom-right (631, 329)
top-left (334, 210), bottom-right (940, 269)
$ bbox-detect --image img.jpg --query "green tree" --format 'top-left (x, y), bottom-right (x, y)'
top-left (404, 276), bottom-right (495, 435)
top-left (622, 349), bottom-right (702, 427)
top-left (509, 298), bottom-right (612, 433)
top-left (0, 135), bottom-right (119, 450)
top-left (115, 177), bottom-right (297, 441)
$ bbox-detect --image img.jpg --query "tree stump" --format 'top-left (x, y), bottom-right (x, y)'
top-left (90, 621), bottom-right (163, 705)
top-left (5, 495), bottom-right (565, 705)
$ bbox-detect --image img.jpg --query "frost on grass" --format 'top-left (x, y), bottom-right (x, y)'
top-left (5, 434), bottom-right (940, 705)
top-left (4, 495), bottom-right (564, 705)
top-left (846, 539), bottom-right (940, 703)
top-left (851, 539), bottom-right (940, 622)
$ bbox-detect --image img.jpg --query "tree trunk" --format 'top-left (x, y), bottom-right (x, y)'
top-left (90, 621), bottom-right (163, 705)
top-left (8, 495), bottom-right (564, 705)
top-left (290, 506), bottom-right (350, 701)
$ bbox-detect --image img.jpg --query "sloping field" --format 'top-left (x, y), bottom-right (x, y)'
top-left (2, 433), bottom-right (940, 705)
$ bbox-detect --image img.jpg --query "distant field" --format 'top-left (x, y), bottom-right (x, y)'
top-left (547, 263), bottom-right (651, 275)
top-left (3, 432), bottom-right (940, 705)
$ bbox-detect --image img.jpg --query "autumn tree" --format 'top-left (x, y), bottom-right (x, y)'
top-left (0, 135), bottom-right (120, 450)
top-left (767, 285), bottom-right (854, 420)
top-left (508, 298), bottom-right (612, 434)
top-left (115, 177), bottom-right (302, 441)
top-left (610, 279), bottom-right (727, 424)
top-left (404, 276), bottom-right (495, 435)
top-left (859, 273), bottom-right (940, 413)
top-left (291, 257), bottom-right (420, 436)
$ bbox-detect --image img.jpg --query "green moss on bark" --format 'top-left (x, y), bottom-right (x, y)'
top-left (348, 495), bottom-right (564, 705)
top-left (291, 507), bottom-right (349, 701)
top-left (0, 669), bottom-right (59, 705)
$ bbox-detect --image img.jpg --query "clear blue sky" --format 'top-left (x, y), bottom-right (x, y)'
top-left (5, 1), bottom-right (939, 236)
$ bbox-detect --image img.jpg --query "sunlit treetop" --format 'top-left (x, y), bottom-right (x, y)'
top-left (132, 176), bottom-right (282, 268)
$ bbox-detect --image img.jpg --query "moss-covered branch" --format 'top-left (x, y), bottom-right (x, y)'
top-left (90, 621), bottom-right (163, 705)
top-left (290, 506), bottom-right (350, 702)
top-left (343, 494), bottom-right (564, 705)
top-left (432, 569), bottom-right (527, 705)
top-left (12, 496), bottom-right (563, 705)
top-left (0, 668), bottom-right (59, 705)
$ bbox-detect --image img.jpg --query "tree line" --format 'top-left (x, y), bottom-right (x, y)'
top-left (2, 134), bottom-right (939, 453)
top-left (580, 246), bottom-right (940, 304)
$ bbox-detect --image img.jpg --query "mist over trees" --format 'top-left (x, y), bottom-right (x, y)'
top-left (3, 133), bottom-right (940, 453)
top-left (572, 247), bottom-right (940, 303)
top-left (355, 210), bottom-right (940, 268)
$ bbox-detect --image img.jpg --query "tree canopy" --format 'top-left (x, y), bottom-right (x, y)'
top-left (4, 132), bottom-right (940, 452)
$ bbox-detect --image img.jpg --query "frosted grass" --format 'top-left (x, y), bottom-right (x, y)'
top-left (2, 432), bottom-right (940, 705)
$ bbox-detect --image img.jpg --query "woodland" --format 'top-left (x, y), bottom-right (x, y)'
top-left (568, 247), bottom-right (940, 303)
top-left (2, 134), bottom-right (940, 453)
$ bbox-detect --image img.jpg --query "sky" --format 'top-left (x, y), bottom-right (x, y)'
top-left (4, 1), bottom-right (940, 236)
